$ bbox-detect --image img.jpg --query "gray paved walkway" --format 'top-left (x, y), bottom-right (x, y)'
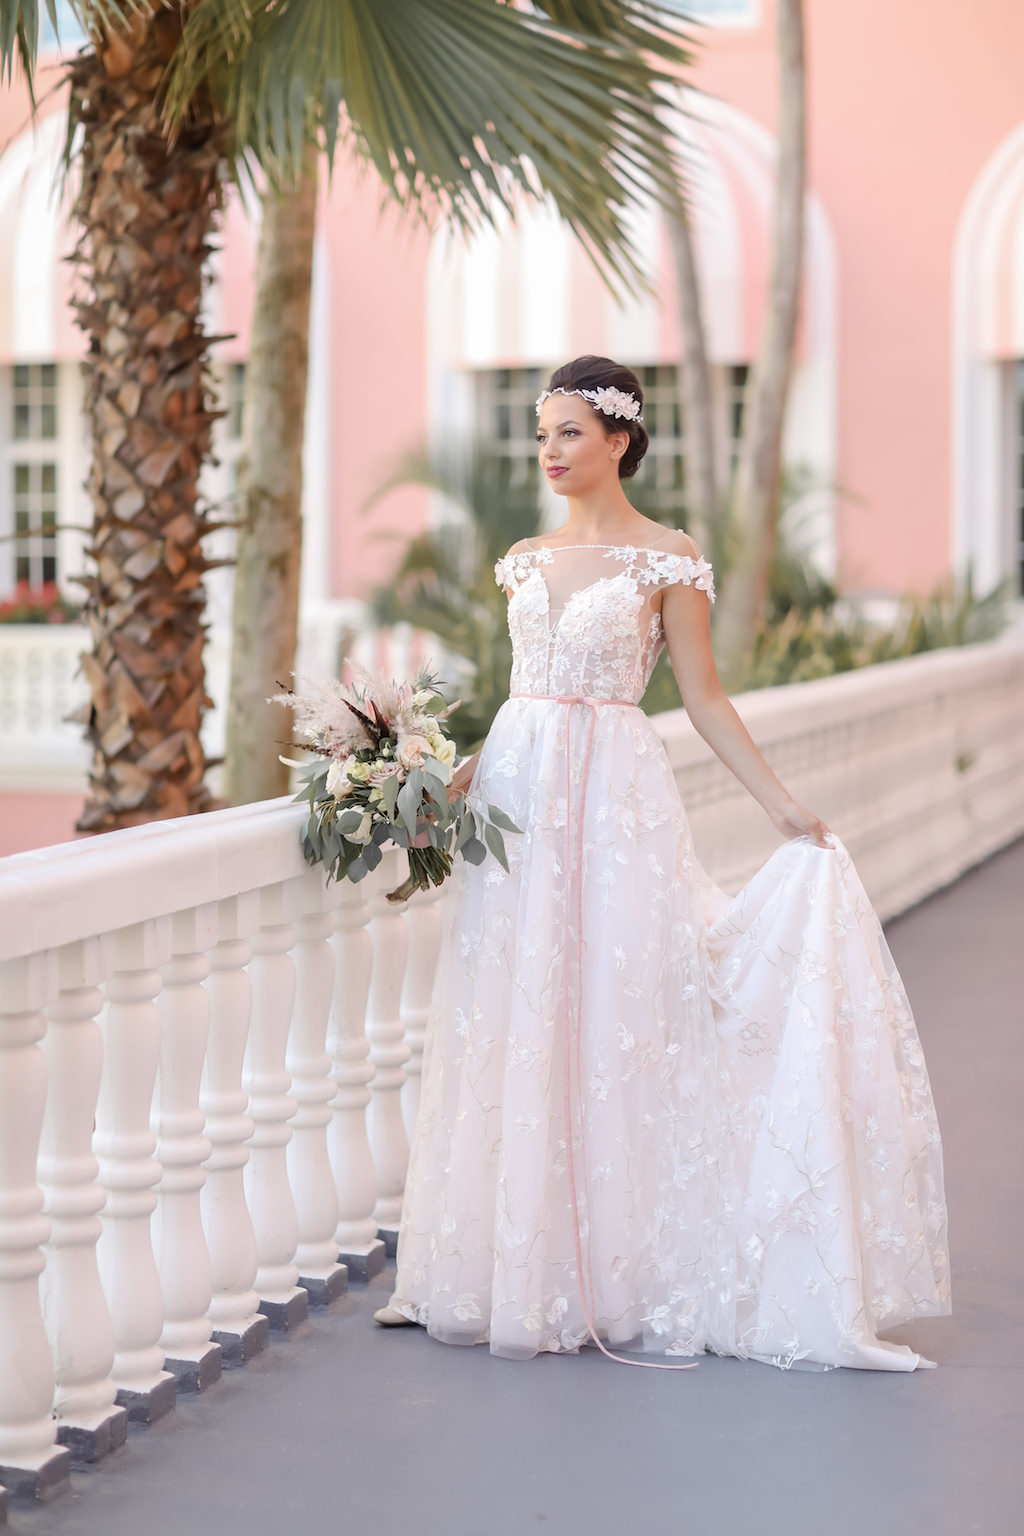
top-left (9, 838), bottom-right (1024, 1536)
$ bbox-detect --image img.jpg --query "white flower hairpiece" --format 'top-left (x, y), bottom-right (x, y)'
top-left (535, 385), bottom-right (643, 423)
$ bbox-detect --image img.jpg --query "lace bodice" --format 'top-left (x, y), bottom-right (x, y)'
top-left (494, 539), bottom-right (716, 702)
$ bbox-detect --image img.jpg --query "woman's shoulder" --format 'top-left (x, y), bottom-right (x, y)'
top-left (648, 525), bottom-right (704, 562)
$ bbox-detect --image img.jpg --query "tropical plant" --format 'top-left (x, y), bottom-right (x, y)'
top-left (744, 572), bottom-right (1008, 690)
top-left (364, 446), bottom-right (543, 754)
top-left (0, 0), bottom-right (697, 825)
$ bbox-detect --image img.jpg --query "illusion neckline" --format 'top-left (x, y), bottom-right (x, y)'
top-left (516, 540), bottom-right (687, 557)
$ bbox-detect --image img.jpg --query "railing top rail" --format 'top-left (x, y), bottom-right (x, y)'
top-left (0, 796), bottom-right (310, 965)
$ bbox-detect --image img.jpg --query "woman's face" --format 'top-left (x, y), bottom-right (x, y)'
top-left (535, 395), bottom-right (628, 496)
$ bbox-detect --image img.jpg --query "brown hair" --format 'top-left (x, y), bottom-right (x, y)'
top-left (544, 355), bottom-right (649, 480)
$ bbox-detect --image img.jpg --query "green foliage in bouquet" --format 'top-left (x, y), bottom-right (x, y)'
top-left (278, 666), bottom-right (521, 904)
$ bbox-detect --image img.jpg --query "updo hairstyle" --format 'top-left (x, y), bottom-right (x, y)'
top-left (543, 355), bottom-right (650, 480)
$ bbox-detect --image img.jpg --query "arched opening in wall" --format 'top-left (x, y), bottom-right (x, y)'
top-left (426, 96), bottom-right (837, 577)
top-left (953, 121), bottom-right (1024, 601)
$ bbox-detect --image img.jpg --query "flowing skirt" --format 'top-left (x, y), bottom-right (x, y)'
top-left (388, 696), bottom-right (951, 1370)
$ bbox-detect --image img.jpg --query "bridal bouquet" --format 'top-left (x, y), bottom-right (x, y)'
top-left (275, 667), bottom-right (520, 904)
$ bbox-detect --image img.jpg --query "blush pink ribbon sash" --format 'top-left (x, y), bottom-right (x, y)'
top-left (510, 692), bottom-right (697, 1371)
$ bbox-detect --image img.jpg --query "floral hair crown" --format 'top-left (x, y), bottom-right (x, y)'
top-left (535, 384), bottom-right (643, 423)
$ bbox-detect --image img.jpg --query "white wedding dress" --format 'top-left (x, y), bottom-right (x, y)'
top-left (386, 539), bottom-right (951, 1371)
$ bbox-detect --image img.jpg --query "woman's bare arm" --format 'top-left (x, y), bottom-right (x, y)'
top-left (659, 537), bottom-right (831, 848)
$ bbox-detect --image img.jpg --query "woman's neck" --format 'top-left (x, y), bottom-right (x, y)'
top-left (557, 487), bottom-right (649, 542)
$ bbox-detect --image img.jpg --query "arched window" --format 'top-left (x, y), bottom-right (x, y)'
top-left (953, 121), bottom-right (1024, 599)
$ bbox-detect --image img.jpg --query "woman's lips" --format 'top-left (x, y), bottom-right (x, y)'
top-left (546, 466), bottom-right (568, 478)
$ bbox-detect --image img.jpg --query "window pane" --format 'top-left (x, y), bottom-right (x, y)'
top-left (40, 402), bottom-right (57, 439)
top-left (14, 464), bottom-right (29, 495)
top-left (41, 464), bottom-right (57, 495)
top-left (14, 403), bottom-right (29, 438)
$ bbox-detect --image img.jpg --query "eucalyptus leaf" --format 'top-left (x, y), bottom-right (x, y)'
top-left (462, 835), bottom-right (487, 866)
top-left (454, 807), bottom-right (476, 854)
top-left (396, 776), bottom-right (420, 832)
top-left (378, 772), bottom-right (401, 819)
top-left (486, 804), bottom-right (522, 834)
top-left (483, 821), bottom-right (510, 873)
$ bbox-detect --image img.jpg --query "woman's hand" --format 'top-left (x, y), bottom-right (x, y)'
top-left (446, 752), bottom-right (479, 804)
top-left (769, 800), bottom-right (834, 848)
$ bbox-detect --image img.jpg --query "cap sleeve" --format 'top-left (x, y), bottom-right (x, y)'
top-left (494, 557), bottom-right (506, 589)
top-left (654, 549), bottom-right (718, 602)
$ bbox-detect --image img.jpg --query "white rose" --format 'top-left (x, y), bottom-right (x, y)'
top-left (397, 734), bottom-right (430, 771)
top-left (351, 811), bottom-right (374, 843)
top-left (431, 735), bottom-right (457, 768)
top-left (326, 755), bottom-right (357, 798)
top-left (348, 759), bottom-right (371, 783)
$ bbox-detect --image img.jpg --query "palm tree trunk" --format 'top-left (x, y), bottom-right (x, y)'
top-left (712, 0), bottom-right (806, 688)
top-left (70, 9), bottom-right (227, 832)
top-left (224, 151), bottom-right (318, 805)
top-left (667, 205), bottom-right (718, 554)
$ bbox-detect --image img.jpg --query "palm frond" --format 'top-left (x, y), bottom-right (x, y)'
top-left (166, 0), bottom-right (696, 293)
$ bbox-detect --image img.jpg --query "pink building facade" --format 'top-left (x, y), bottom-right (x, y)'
top-left (2, 0), bottom-right (1024, 851)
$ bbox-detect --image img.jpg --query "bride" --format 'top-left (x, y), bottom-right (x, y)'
top-left (374, 355), bottom-right (950, 1371)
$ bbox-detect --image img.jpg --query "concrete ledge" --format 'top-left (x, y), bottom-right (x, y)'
top-left (0, 1444), bottom-right (72, 1504)
top-left (213, 1315), bottom-right (270, 1365)
top-left (300, 1264), bottom-right (349, 1306)
top-left (258, 1288), bottom-right (309, 1331)
top-left (377, 1226), bottom-right (400, 1258)
top-left (339, 1238), bottom-right (387, 1282)
top-left (114, 1372), bottom-right (177, 1425)
top-left (56, 1405), bottom-right (128, 1464)
top-left (164, 1342), bottom-right (223, 1393)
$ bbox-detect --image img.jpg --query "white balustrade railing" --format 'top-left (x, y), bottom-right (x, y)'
top-left (0, 631), bottom-right (1022, 1513)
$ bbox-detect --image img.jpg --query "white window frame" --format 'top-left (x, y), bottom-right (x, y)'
top-left (0, 362), bottom-right (88, 601)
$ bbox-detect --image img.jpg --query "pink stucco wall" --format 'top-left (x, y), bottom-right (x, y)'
top-left (696, 0), bottom-right (1024, 593)
top-left (0, 794), bottom-right (83, 857)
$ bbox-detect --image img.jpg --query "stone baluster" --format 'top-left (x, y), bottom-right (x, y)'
top-left (0, 952), bottom-right (71, 1503)
top-left (399, 881), bottom-right (445, 1141)
top-left (201, 892), bottom-right (267, 1363)
top-left (244, 880), bottom-right (308, 1329)
top-left (365, 851), bottom-right (411, 1250)
top-left (95, 919), bottom-right (176, 1424)
top-left (327, 878), bottom-right (385, 1280)
top-left (39, 936), bottom-right (126, 1463)
top-left (288, 872), bottom-right (347, 1304)
top-left (152, 906), bottom-right (222, 1391)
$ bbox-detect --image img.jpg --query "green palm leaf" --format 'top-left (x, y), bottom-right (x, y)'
top-left (165, 0), bottom-right (695, 290)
